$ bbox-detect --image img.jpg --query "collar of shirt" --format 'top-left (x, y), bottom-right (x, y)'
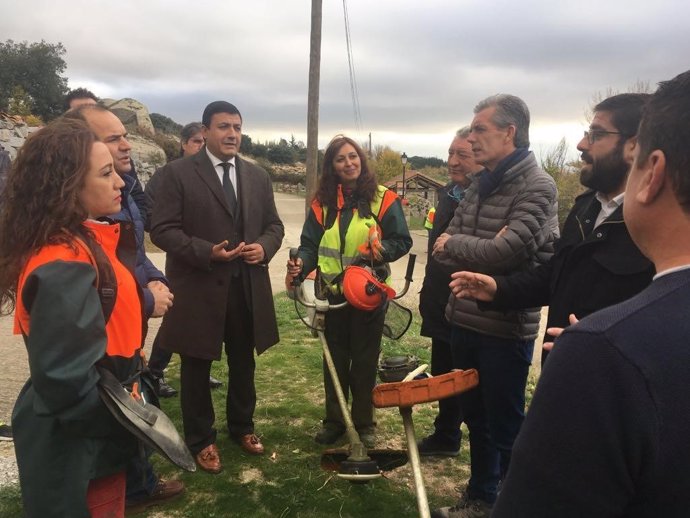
top-left (206, 148), bottom-right (237, 191)
top-left (654, 264), bottom-right (690, 280)
top-left (594, 191), bottom-right (624, 228)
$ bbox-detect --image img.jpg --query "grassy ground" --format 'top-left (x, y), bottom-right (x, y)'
top-left (0, 293), bottom-right (539, 517)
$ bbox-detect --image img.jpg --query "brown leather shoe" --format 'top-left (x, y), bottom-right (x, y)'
top-left (125, 478), bottom-right (184, 515)
top-left (195, 443), bottom-right (222, 474)
top-left (236, 433), bottom-right (264, 455)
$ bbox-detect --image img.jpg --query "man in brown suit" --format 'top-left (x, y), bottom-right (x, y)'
top-left (151, 101), bottom-right (284, 473)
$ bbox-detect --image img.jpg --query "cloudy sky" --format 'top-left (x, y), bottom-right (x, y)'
top-left (2, 0), bottom-right (688, 160)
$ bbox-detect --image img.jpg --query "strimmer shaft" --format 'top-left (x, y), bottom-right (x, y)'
top-left (400, 406), bottom-right (430, 518)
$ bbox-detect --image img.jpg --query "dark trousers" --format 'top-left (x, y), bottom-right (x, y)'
top-left (147, 332), bottom-right (172, 379)
top-left (450, 326), bottom-right (533, 504)
top-left (180, 276), bottom-right (255, 455)
top-left (322, 304), bottom-right (384, 432)
top-left (430, 336), bottom-right (464, 446)
top-left (125, 449), bottom-right (157, 501)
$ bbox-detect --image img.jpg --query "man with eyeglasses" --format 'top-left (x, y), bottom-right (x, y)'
top-left (448, 93), bottom-right (655, 371)
top-left (417, 126), bottom-right (483, 458)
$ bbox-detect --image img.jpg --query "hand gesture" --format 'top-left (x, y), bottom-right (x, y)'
top-left (240, 243), bottom-right (266, 264)
top-left (449, 271), bottom-right (497, 301)
top-left (211, 240), bottom-right (245, 262)
top-left (543, 313), bottom-right (579, 351)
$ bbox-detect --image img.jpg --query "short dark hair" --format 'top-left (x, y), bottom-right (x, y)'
top-left (64, 88), bottom-right (98, 111)
top-left (474, 94), bottom-right (530, 148)
top-left (202, 101), bottom-right (242, 127)
top-left (180, 122), bottom-right (203, 143)
top-left (179, 122), bottom-right (203, 156)
top-left (637, 70), bottom-right (690, 212)
top-left (595, 93), bottom-right (650, 138)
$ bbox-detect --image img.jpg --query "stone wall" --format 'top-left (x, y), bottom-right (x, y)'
top-left (0, 115), bottom-right (41, 161)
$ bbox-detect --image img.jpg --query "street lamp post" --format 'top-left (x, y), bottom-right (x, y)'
top-left (401, 152), bottom-right (408, 198)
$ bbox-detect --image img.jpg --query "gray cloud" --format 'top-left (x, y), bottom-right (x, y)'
top-left (2, 0), bottom-right (688, 157)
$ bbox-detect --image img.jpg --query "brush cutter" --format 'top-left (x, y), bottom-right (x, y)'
top-left (372, 367), bottom-right (479, 518)
top-left (289, 249), bottom-right (417, 483)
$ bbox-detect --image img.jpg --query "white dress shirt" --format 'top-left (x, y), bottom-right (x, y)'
top-left (205, 148), bottom-right (238, 196)
top-left (594, 191), bottom-right (624, 228)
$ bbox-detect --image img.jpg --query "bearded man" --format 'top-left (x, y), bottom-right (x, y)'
top-left (446, 93), bottom-right (655, 372)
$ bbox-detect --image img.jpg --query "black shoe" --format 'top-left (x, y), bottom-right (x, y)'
top-left (0, 423), bottom-right (12, 441)
top-left (417, 433), bottom-right (460, 457)
top-left (314, 426), bottom-right (345, 445)
top-left (155, 377), bottom-right (178, 398)
top-left (209, 375), bottom-right (223, 389)
top-left (358, 432), bottom-right (376, 449)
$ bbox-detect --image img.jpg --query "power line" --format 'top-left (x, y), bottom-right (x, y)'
top-left (342, 0), bottom-right (363, 134)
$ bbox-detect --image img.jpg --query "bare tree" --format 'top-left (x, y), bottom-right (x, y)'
top-left (584, 79), bottom-right (653, 122)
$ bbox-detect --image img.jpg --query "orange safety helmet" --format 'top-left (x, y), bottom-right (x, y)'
top-left (342, 265), bottom-right (396, 311)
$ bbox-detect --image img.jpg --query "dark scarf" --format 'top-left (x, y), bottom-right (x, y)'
top-left (478, 147), bottom-right (530, 201)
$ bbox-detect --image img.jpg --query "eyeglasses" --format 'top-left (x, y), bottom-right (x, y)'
top-left (583, 129), bottom-right (625, 145)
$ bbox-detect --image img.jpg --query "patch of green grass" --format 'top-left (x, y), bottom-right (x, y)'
top-left (1, 293), bottom-right (539, 517)
top-left (0, 484), bottom-right (22, 517)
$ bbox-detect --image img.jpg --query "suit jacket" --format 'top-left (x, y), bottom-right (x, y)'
top-left (150, 147), bottom-right (284, 359)
top-left (493, 269), bottom-right (690, 517)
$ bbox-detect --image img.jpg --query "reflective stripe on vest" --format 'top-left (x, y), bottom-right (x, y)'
top-left (314, 185), bottom-right (396, 293)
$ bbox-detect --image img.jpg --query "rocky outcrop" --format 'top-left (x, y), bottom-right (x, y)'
top-left (127, 133), bottom-right (166, 184)
top-left (0, 107), bottom-right (165, 184)
top-left (101, 98), bottom-right (156, 136)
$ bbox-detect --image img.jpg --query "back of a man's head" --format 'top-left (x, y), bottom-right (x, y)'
top-left (63, 103), bottom-right (110, 122)
top-left (474, 94), bottom-right (530, 148)
top-left (637, 70), bottom-right (690, 212)
top-left (64, 88), bottom-right (99, 112)
top-left (595, 93), bottom-right (650, 137)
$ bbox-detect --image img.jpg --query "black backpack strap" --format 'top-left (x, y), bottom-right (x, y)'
top-left (74, 231), bottom-right (118, 324)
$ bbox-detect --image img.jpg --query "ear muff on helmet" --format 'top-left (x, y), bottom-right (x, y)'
top-left (342, 265), bottom-right (396, 311)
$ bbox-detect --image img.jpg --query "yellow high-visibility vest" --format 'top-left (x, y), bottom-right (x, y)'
top-left (311, 185), bottom-right (397, 293)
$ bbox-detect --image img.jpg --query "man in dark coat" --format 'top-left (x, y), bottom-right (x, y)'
top-left (417, 126), bottom-right (483, 457)
top-left (151, 101), bottom-right (284, 473)
top-left (491, 69), bottom-right (690, 518)
top-left (449, 93), bottom-right (654, 368)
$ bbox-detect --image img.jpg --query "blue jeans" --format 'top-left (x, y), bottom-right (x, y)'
top-left (450, 326), bottom-right (533, 504)
top-left (148, 332), bottom-right (173, 379)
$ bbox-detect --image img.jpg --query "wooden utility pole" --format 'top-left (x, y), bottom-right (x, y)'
top-left (305, 0), bottom-right (322, 216)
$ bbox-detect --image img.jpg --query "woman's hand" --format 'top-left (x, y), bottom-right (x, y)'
top-left (286, 256), bottom-right (303, 278)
